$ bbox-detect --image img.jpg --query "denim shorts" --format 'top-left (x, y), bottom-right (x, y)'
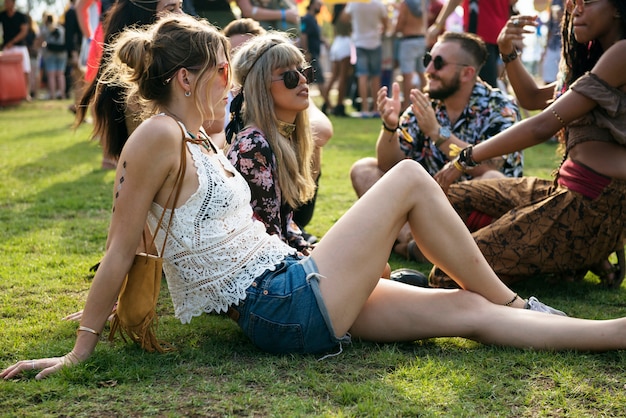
top-left (230, 255), bottom-right (351, 355)
top-left (355, 46), bottom-right (382, 77)
top-left (43, 52), bottom-right (68, 72)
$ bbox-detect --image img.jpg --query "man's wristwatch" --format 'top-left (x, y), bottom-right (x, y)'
top-left (434, 126), bottom-right (451, 147)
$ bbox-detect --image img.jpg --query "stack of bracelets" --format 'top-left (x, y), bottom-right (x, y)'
top-left (452, 145), bottom-right (480, 173)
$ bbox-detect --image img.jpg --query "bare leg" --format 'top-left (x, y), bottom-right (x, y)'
top-left (312, 160), bottom-right (524, 336)
top-left (336, 57), bottom-right (351, 107)
top-left (349, 157), bottom-right (384, 198)
top-left (57, 71), bottom-right (66, 99)
top-left (357, 75), bottom-right (369, 113)
top-left (322, 60), bottom-right (339, 108)
top-left (369, 75), bottom-right (381, 112)
top-left (349, 280), bottom-right (626, 351)
top-left (47, 71), bottom-right (57, 100)
top-left (394, 169), bottom-right (506, 259)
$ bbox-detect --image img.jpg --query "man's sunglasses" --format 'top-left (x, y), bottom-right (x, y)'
top-left (272, 66), bottom-right (315, 89)
top-left (423, 52), bottom-right (471, 71)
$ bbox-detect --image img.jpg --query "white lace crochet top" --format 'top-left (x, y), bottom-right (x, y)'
top-left (146, 135), bottom-right (295, 324)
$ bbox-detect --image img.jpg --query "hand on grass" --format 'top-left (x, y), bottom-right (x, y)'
top-left (1, 352), bottom-right (80, 380)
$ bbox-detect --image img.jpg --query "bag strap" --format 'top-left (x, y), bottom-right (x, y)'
top-left (146, 120), bottom-right (189, 255)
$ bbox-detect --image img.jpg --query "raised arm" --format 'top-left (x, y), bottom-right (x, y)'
top-left (426, 0), bottom-right (462, 47)
top-left (498, 15), bottom-right (556, 110)
top-left (75, 0), bottom-right (95, 40)
top-left (471, 41), bottom-right (626, 164)
top-left (376, 83), bottom-right (409, 171)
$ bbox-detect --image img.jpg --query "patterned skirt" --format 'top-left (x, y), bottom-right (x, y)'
top-left (436, 171), bottom-right (626, 284)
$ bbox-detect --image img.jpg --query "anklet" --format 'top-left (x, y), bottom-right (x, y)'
top-left (504, 293), bottom-right (518, 306)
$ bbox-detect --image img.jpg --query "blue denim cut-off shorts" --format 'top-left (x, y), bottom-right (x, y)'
top-left (231, 255), bottom-right (351, 354)
top-left (355, 46), bottom-right (382, 77)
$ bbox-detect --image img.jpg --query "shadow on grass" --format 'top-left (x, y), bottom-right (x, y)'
top-left (3, 140), bottom-right (112, 250)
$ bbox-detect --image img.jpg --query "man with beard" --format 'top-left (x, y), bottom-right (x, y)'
top-left (350, 31), bottom-right (522, 264)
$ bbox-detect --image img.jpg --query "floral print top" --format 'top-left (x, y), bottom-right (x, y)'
top-left (226, 126), bottom-right (311, 253)
top-left (398, 80), bottom-right (524, 179)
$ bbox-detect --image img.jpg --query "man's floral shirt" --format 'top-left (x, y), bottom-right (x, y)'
top-left (397, 80), bottom-right (523, 179)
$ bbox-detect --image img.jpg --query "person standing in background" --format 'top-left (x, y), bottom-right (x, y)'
top-left (24, 14), bottom-right (41, 99)
top-left (40, 13), bottom-right (67, 100)
top-left (341, 0), bottom-right (388, 118)
top-left (394, 0), bottom-right (428, 109)
top-left (300, 0), bottom-right (328, 106)
top-left (541, 0), bottom-right (563, 84)
top-left (63, 0), bottom-right (83, 103)
top-left (321, 3), bottom-right (352, 117)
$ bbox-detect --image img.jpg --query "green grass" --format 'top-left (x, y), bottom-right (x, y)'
top-left (2, 99), bottom-right (626, 417)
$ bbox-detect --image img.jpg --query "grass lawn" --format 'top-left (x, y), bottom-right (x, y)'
top-left (1, 99), bottom-right (626, 417)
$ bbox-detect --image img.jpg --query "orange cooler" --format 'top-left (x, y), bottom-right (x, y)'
top-left (0, 52), bottom-right (27, 106)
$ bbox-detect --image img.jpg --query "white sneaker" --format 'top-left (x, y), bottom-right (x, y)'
top-left (525, 296), bottom-right (567, 316)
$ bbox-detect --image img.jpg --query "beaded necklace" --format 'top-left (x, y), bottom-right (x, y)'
top-left (187, 129), bottom-right (217, 154)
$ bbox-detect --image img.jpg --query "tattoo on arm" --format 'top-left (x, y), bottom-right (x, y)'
top-left (112, 161), bottom-right (127, 213)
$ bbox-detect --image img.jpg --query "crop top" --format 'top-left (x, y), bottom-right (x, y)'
top-left (566, 72), bottom-right (626, 152)
top-left (146, 137), bottom-right (295, 324)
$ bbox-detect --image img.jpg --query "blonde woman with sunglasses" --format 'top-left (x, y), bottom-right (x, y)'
top-left (226, 32), bottom-right (318, 254)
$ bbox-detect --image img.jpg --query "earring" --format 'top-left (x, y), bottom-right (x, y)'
top-left (185, 91), bottom-right (191, 97)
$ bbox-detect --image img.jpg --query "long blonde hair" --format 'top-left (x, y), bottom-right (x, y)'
top-left (231, 32), bottom-right (315, 208)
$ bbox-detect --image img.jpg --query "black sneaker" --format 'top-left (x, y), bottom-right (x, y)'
top-left (390, 268), bottom-right (430, 287)
top-left (332, 104), bottom-right (347, 117)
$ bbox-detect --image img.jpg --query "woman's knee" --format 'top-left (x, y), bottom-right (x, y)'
top-left (393, 160), bottom-right (437, 191)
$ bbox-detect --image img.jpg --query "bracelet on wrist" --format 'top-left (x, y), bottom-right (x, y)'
top-left (381, 121), bottom-right (398, 133)
top-left (500, 49), bottom-right (520, 64)
top-left (280, 9), bottom-right (286, 22)
top-left (454, 145), bottom-right (480, 172)
top-left (77, 325), bottom-right (101, 337)
top-left (452, 159), bottom-right (465, 172)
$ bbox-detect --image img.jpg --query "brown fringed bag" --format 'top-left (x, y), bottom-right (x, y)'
top-left (108, 125), bottom-right (188, 353)
top-left (108, 251), bottom-right (170, 352)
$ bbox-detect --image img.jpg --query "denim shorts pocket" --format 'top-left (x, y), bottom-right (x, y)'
top-left (247, 312), bottom-right (305, 354)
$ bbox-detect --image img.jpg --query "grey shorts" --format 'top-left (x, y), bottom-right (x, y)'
top-left (398, 36), bottom-right (426, 74)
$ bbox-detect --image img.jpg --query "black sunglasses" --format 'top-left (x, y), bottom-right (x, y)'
top-left (423, 52), bottom-right (470, 71)
top-left (272, 66), bottom-right (315, 89)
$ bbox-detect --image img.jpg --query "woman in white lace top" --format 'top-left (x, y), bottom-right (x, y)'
top-left (6, 15), bottom-right (626, 380)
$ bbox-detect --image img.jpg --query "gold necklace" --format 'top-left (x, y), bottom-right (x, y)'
top-left (277, 120), bottom-right (296, 138)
